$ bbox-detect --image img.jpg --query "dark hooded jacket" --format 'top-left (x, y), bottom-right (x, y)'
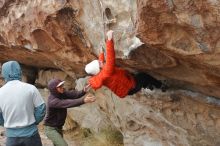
top-left (44, 79), bottom-right (86, 128)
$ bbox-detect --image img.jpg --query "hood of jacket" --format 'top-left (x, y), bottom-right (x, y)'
top-left (1, 61), bottom-right (22, 82)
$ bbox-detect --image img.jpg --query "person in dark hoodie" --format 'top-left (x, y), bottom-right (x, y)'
top-left (0, 61), bottom-right (46, 146)
top-left (44, 78), bottom-right (95, 146)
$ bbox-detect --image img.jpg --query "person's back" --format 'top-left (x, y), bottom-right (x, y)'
top-left (0, 80), bottom-right (40, 128)
top-left (0, 61), bottom-right (45, 146)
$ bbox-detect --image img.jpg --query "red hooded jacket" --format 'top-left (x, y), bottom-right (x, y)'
top-left (88, 40), bottom-right (136, 98)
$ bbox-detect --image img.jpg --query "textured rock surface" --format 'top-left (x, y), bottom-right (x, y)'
top-left (0, 0), bottom-right (220, 97)
top-left (73, 81), bottom-right (220, 146)
top-left (1, 0), bottom-right (220, 146)
top-left (35, 69), bottom-right (75, 89)
top-left (135, 0), bottom-right (220, 98)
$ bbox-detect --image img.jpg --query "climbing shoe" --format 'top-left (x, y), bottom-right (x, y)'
top-left (148, 84), bottom-right (154, 90)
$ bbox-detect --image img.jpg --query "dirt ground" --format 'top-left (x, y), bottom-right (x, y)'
top-left (0, 126), bottom-right (79, 146)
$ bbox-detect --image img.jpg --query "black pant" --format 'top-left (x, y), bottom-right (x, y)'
top-left (6, 132), bottom-right (42, 146)
top-left (128, 72), bottom-right (162, 95)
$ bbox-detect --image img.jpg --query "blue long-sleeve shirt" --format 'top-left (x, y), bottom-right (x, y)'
top-left (0, 112), bottom-right (4, 126)
top-left (34, 103), bottom-right (46, 124)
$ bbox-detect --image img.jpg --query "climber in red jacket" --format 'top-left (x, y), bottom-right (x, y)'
top-left (85, 30), bottom-right (167, 98)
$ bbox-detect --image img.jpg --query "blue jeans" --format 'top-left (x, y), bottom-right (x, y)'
top-left (6, 132), bottom-right (42, 146)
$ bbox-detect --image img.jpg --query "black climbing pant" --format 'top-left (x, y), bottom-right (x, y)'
top-left (128, 72), bottom-right (163, 95)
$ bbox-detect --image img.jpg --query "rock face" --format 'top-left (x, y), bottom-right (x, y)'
top-left (135, 0), bottom-right (220, 98)
top-left (1, 0), bottom-right (220, 97)
top-left (71, 78), bottom-right (220, 146)
top-left (1, 0), bottom-right (220, 146)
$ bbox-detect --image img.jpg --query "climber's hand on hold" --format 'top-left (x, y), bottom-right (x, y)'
top-left (106, 30), bottom-right (114, 41)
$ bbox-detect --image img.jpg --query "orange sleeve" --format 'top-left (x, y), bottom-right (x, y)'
top-left (102, 39), bottom-right (115, 76)
top-left (89, 76), bottom-right (103, 90)
top-left (89, 40), bottom-right (115, 90)
top-left (89, 70), bottom-right (107, 90)
top-left (98, 53), bottom-right (105, 62)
